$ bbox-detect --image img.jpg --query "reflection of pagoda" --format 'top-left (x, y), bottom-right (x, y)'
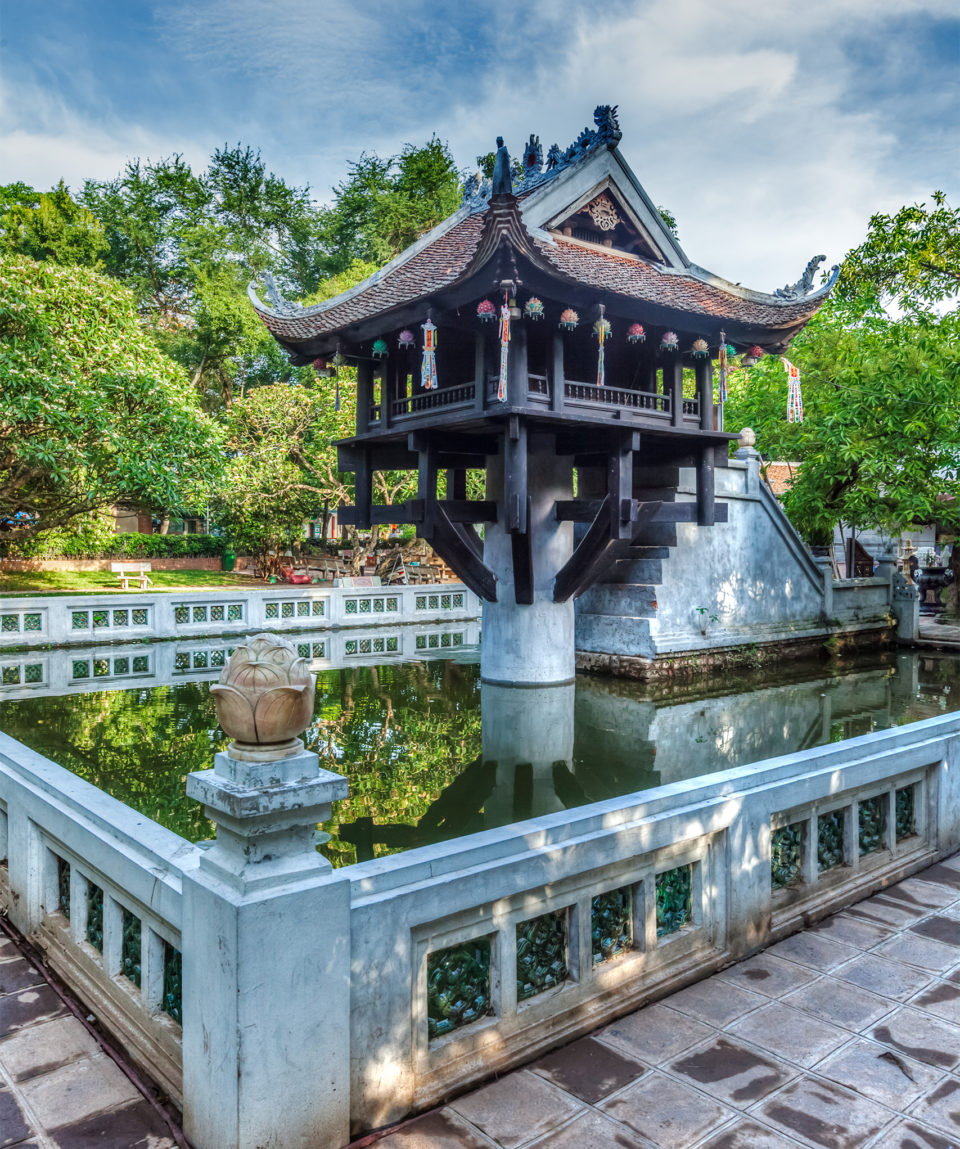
top-left (252, 106), bottom-right (834, 685)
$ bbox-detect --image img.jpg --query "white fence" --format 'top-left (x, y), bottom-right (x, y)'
top-left (0, 582), bottom-right (480, 649)
top-left (1, 711), bottom-right (958, 1147)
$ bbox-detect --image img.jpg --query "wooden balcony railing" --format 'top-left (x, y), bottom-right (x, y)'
top-left (391, 384), bottom-right (476, 418)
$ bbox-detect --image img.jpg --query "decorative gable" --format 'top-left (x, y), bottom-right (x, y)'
top-left (542, 178), bottom-right (672, 263)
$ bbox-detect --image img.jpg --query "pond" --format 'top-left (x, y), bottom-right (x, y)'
top-left (0, 644), bottom-right (957, 867)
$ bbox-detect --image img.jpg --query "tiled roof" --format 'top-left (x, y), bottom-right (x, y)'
top-left (761, 461), bottom-right (800, 497)
top-left (535, 237), bottom-right (826, 329)
top-left (255, 212), bottom-right (487, 342)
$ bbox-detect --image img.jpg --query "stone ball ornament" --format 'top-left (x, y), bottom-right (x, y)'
top-left (210, 633), bottom-right (316, 761)
top-left (738, 427), bottom-right (757, 448)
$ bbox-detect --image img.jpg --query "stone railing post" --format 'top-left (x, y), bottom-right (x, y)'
top-left (813, 556), bottom-right (834, 617)
top-left (181, 634), bottom-right (351, 1149)
top-left (733, 432), bottom-right (760, 497)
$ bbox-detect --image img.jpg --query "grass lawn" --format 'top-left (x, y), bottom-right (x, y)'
top-left (0, 569), bottom-right (263, 597)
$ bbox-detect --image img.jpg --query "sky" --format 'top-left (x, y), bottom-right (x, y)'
top-left (1, 0), bottom-right (958, 292)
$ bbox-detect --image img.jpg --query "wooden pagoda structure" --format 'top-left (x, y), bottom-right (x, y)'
top-left (251, 106), bottom-right (835, 683)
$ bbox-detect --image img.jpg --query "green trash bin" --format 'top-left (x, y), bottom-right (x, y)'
top-left (222, 549), bottom-right (236, 572)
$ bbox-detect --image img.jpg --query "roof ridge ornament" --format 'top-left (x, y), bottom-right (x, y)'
top-left (774, 254), bottom-right (829, 300)
top-left (258, 271), bottom-right (307, 318)
top-left (491, 136), bottom-right (513, 196)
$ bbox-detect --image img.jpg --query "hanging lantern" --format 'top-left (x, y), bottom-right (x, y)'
top-left (397, 329), bottom-right (415, 350)
top-left (524, 296), bottom-right (544, 321)
top-left (421, 319), bottom-right (438, 391)
top-left (627, 323), bottom-right (645, 344)
top-left (660, 331), bottom-right (679, 352)
top-left (372, 338), bottom-right (388, 359)
top-left (691, 338), bottom-right (709, 359)
top-left (559, 308), bottom-right (579, 331)
top-left (312, 357), bottom-right (332, 378)
top-left (725, 344), bottom-right (737, 357)
top-left (743, 345), bottom-right (764, 366)
top-left (476, 299), bottom-right (497, 323)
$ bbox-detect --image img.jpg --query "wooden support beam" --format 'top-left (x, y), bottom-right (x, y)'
top-left (338, 444), bottom-right (417, 472)
top-left (695, 360), bottom-right (713, 433)
top-left (665, 358), bottom-right (683, 428)
top-left (698, 445), bottom-right (715, 527)
top-left (511, 500), bottom-right (534, 605)
top-left (409, 431), bottom-right (499, 457)
top-left (474, 330), bottom-right (486, 414)
top-left (417, 440), bottom-right (439, 536)
top-left (504, 418), bottom-right (527, 534)
top-left (448, 468), bottom-right (467, 502)
top-left (356, 360), bottom-right (373, 435)
top-left (443, 500), bottom-right (497, 523)
top-left (421, 503), bottom-right (498, 602)
top-left (555, 500), bottom-right (728, 525)
top-left (608, 433), bottom-right (635, 541)
top-left (553, 497), bottom-right (666, 603)
top-left (354, 448), bottom-right (372, 530)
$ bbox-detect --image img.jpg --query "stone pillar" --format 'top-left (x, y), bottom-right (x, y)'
top-left (813, 556), bottom-right (834, 617)
top-left (481, 432), bottom-right (575, 685)
top-left (181, 635), bottom-right (351, 1149)
top-left (480, 682), bottom-right (575, 826)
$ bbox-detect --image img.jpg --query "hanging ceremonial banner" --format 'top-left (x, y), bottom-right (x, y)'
top-left (593, 315), bottom-right (611, 387)
top-left (421, 319), bottom-right (438, 391)
top-left (784, 357), bottom-right (803, 422)
top-left (497, 291), bottom-right (510, 402)
top-left (718, 329), bottom-right (728, 404)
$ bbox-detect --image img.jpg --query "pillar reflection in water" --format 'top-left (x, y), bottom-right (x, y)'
top-left (480, 682), bottom-right (576, 828)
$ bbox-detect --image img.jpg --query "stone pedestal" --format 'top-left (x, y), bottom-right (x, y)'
top-left (481, 433), bottom-right (575, 685)
top-left (182, 744), bottom-right (351, 1149)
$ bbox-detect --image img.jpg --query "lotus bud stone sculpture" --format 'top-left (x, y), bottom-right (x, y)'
top-left (211, 633), bottom-right (315, 761)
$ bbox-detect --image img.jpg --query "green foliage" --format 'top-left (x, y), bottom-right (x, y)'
top-left (0, 181), bottom-right (108, 267)
top-left (5, 528), bottom-right (227, 560)
top-left (317, 138), bottom-right (461, 274)
top-left (0, 255), bottom-right (223, 541)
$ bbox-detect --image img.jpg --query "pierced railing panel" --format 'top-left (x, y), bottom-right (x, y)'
top-left (392, 384), bottom-right (475, 417)
top-left (564, 381), bottom-right (671, 415)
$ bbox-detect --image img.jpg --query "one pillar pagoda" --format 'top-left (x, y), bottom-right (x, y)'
top-left (251, 105), bottom-right (835, 686)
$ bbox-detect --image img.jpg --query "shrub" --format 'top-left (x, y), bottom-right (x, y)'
top-left (2, 531), bottom-right (228, 560)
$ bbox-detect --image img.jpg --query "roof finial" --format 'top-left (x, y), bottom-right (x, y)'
top-left (492, 136), bottom-right (513, 196)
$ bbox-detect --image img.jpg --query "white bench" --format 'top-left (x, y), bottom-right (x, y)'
top-left (110, 562), bottom-right (153, 590)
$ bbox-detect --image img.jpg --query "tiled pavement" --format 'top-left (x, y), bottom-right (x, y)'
top-left (0, 929), bottom-right (179, 1148)
top-left (366, 857), bottom-right (960, 1149)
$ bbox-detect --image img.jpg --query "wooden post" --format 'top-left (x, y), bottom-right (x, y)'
top-left (551, 330), bottom-right (565, 414)
top-left (355, 448), bottom-right (372, 530)
top-left (474, 330), bottom-right (486, 413)
top-left (666, 358), bottom-right (683, 427)
top-left (696, 360), bottom-right (713, 432)
top-left (504, 416), bottom-right (527, 534)
top-left (356, 360), bottom-right (373, 435)
top-left (418, 440), bottom-right (439, 536)
top-left (509, 320), bottom-right (528, 405)
top-left (697, 445), bottom-right (715, 527)
top-left (382, 360), bottom-right (392, 429)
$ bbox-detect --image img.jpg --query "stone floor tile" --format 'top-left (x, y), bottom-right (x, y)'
top-left (910, 915), bottom-right (960, 948)
top-left (18, 1054), bottom-right (142, 1131)
top-left (725, 1003), bottom-right (851, 1069)
top-left (757, 1075), bottom-right (894, 1148)
top-left (716, 954), bottom-right (817, 999)
top-left (699, 1119), bottom-right (809, 1148)
top-left (668, 1035), bottom-right (795, 1106)
top-left (667, 977), bottom-right (766, 1027)
top-left (600, 1069), bottom-right (734, 1149)
top-left (0, 1015), bottom-right (100, 1082)
top-left (599, 1003), bottom-right (713, 1065)
top-left (907, 1076), bottom-right (960, 1140)
top-left (0, 957), bottom-right (44, 998)
top-left (448, 1070), bottom-right (584, 1149)
top-left (909, 979), bottom-right (960, 1026)
top-left (871, 1117), bottom-right (959, 1149)
top-left (0, 986), bottom-right (67, 1039)
top-left (870, 1006), bottom-right (960, 1070)
top-left (847, 896), bottom-right (927, 929)
top-left (765, 932), bottom-right (859, 973)
top-left (907, 864), bottom-right (960, 893)
top-left (810, 913), bottom-right (892, 951)
top-left (813, 1037), bottom-right (944, 1110)
top-left (353, 1108), bottom-right (494, 1149)
top-left (525, 1109), bottom-right (647, 1149)
top-left (0, 1086), bottom-right (36, 1148)
top-left (50, 1098), bottom-right (178, 1149)
top-left (874, 933), bottom-right (960, 973)
top-left (781, 976), bottom-right (895, 1031)
top-left (894, 877), bottom-right (960, 908)
top-left (529, 1035), bottom-right (644, 1103)
top-left (838, 954), bottom-right (936, 1002)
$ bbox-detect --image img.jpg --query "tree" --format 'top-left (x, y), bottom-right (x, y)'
top-left (0, 181), bottom-right (108, 267)
top-left (316, 138), bottom-right (461, 274)
top-left (0, 255), bottom-right (223, 541)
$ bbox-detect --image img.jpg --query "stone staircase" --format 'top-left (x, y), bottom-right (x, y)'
top-left (574, 464), bottom-right (685, 659)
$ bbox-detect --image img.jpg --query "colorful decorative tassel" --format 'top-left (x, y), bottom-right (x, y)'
top-left (627, 323), bottom-right (645, 344)
top-left (497, 291), bottom-right (510, 402)
top-left (784, 357), bottom-right (803, 422)
top-left (593, 311), bottom-right (610, 387)
top-left (691, 338), bottom-right (709, 359)
top-left (421, 319), bottom-right (438, 391)
top-left (524, 297), bottom-right (544, 321)
top-left (559, 308), bottom-right (579, 331)
top-left (718, 330), bottom-right (728, 404)
top-left (476, 299), bottom-right (497, 323)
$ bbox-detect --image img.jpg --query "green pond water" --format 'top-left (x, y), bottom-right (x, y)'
top-left (1, 647), bottom-right (958, 867)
